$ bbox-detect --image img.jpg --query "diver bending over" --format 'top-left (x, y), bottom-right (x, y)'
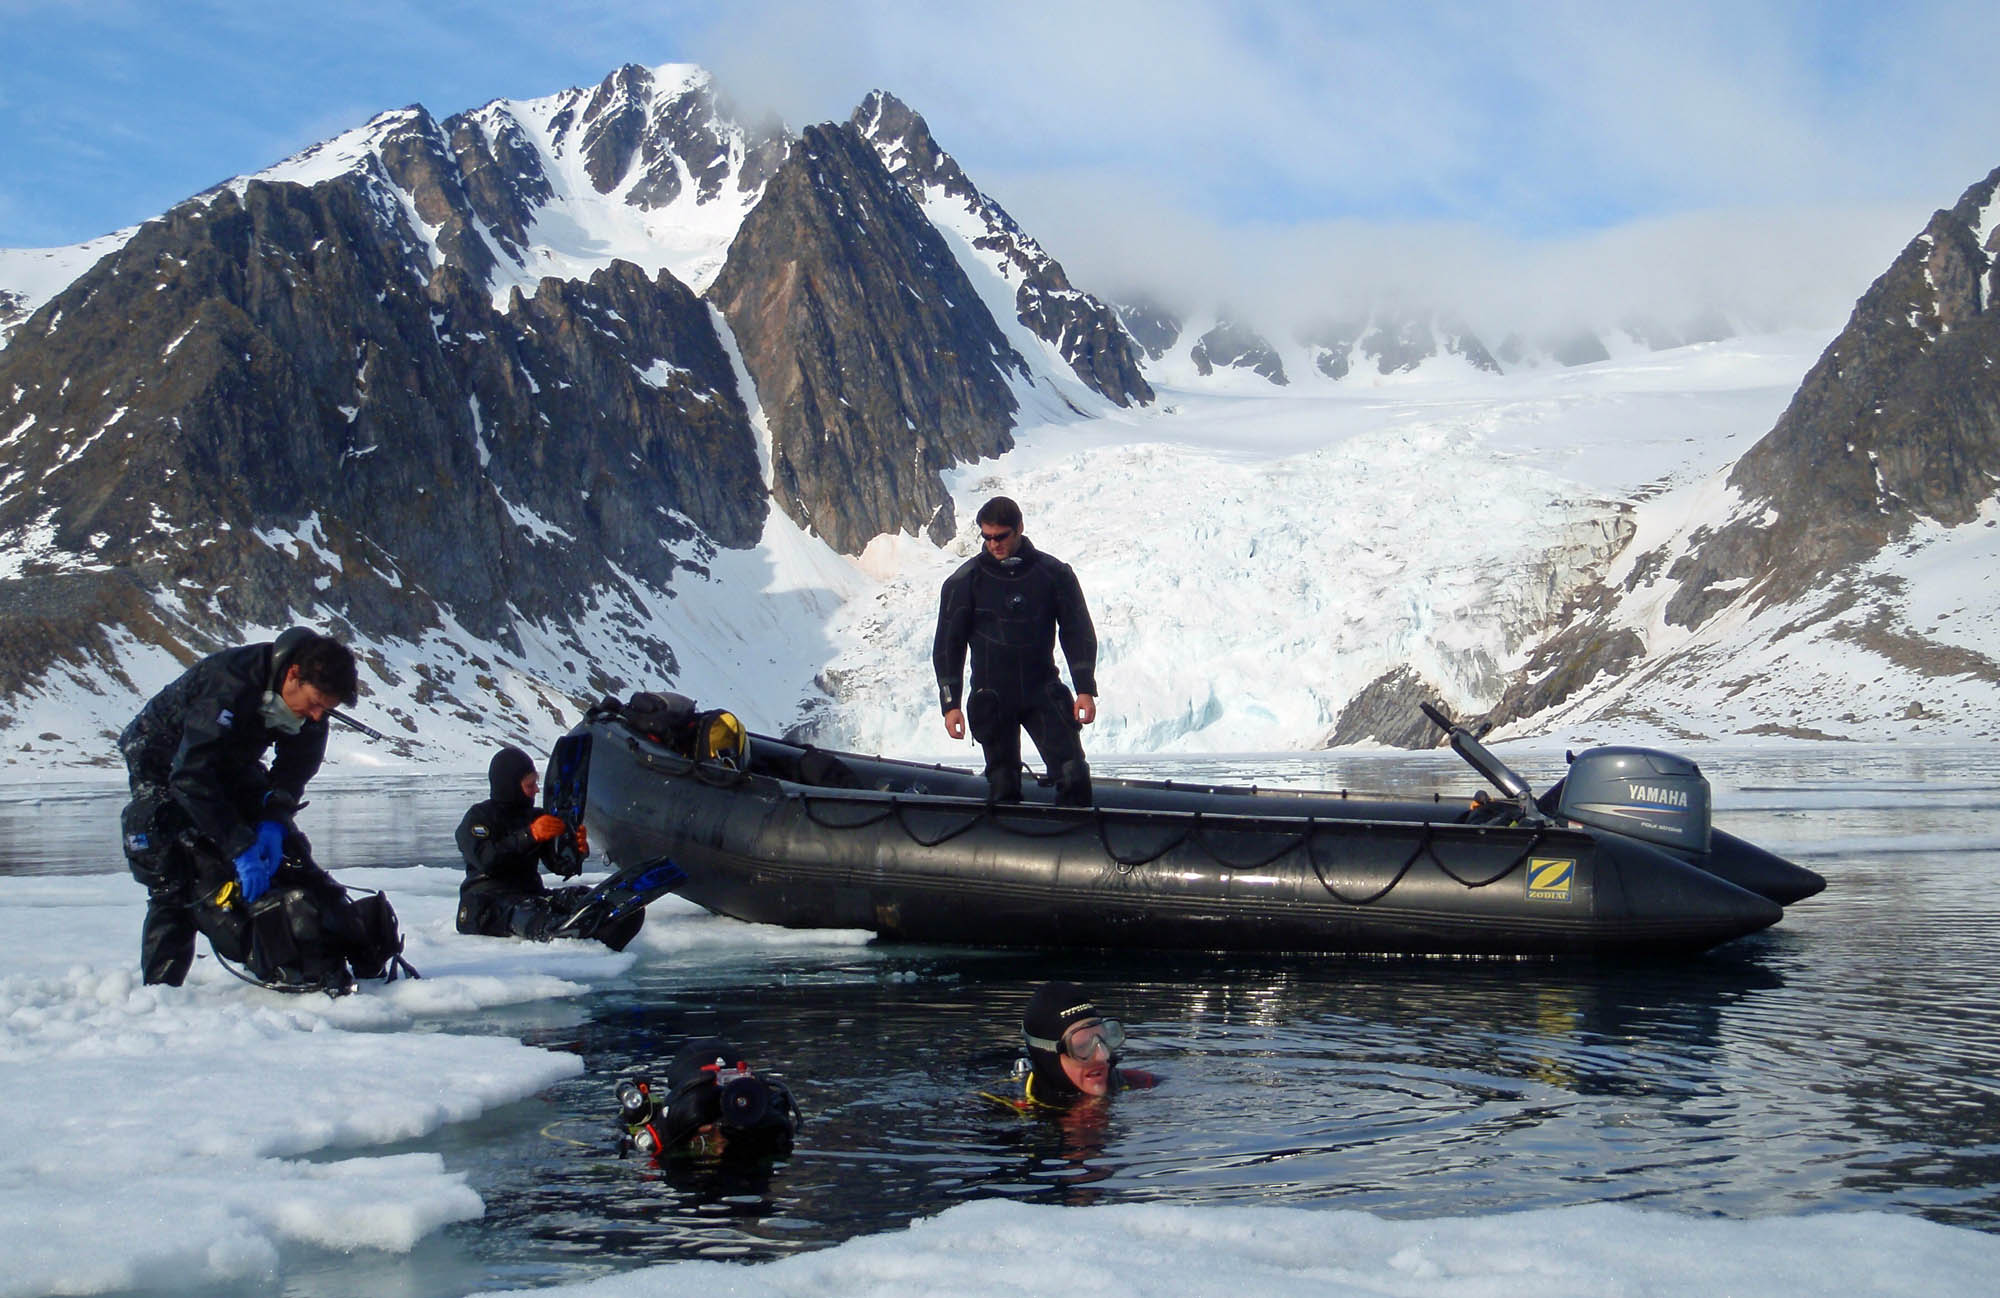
top-left (118, 627), bottom-right (397, 990)
top-left (455, 745), bottom-right (643, 950)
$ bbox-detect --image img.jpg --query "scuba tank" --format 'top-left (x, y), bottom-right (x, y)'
top-left (615, 1037), bottom-right (800, 1159)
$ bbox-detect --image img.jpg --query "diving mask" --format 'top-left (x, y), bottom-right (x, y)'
top-left (1025, 1017), bottom-right (1126, 1061)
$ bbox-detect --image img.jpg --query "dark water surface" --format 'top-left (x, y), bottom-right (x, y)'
top-left (9, 744), bottom-right (2000, 1296)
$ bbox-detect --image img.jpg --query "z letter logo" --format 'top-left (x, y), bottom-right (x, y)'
top-left (217, 708), bottom-right (235, 729)
top-left (1526, 857), bottom-right (1576, 902)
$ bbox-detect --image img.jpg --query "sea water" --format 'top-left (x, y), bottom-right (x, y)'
top-left (5, 742), bottom-right (1998, 1296)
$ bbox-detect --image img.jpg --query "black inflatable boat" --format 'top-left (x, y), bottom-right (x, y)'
top-left (559, 697), bottom-right (1823, 958)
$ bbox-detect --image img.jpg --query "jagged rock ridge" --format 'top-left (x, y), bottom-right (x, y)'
top-left (709, 120), bottom-right (1028, 552)
top-left (851, 91), bottom-right (1153, 410)
top-left (0, 174), bottom-right (763, 735)
top-left (1482, 165), bottom-right (2000, 738)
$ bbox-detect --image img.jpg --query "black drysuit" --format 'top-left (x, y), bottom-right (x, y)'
top-left (118, 629), bottom-right (343, 985)
top-left (933, 537), bottom-right (1098, 805)
top-left (455, 749), bottom-right (643, 949)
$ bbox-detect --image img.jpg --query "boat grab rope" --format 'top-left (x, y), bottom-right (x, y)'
top-left (627, 739), bottom-right (752, 789)
top-left (799, 794), bottom-right (1074, 844)
top-left (686, 755), bottom-right (752, 789)
top-left (1302, 821), bottom-right (1546, 905)
top-left (793, 787), bottom-right (1553, 904)
top-left (1097, 817), bottom-right (1192, 868)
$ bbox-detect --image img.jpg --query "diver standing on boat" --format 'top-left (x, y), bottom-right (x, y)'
top-left (933, 496), bottom-right (1098, 806)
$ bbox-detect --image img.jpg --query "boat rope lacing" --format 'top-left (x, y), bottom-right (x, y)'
top-left (791, 789), bottom-right (1551, 906)
top-left (1305, 821), bottom-right (1549, 904)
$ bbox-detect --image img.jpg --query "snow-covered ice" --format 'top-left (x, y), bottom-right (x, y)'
top-left (462, 1197), bottom-right (1998, 1298)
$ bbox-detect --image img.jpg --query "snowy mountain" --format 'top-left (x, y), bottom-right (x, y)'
top-left (1480, 166), bottom-right (2000, 743)
top-left (0, 63), bottom-right (1150, 769)
top-left (2, 63), bottom-right (1998, 770)
top-left (852, 91), bottom-right (1152, 411)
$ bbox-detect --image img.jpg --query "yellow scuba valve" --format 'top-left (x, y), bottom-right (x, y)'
top-left (701, 710), bottom-right (749, 768)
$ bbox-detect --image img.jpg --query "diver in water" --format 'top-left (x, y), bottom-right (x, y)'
top-left (455, 745), bottom-right (643, 950)
top-left (933, 495), bottom-right (1098, 806)
top-left (982, 980), bottom-right (1158, 1112)
top-left (617, 1037), bottom-right (802, 1160)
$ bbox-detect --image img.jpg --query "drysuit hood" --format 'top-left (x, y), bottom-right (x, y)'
top-left (268, 627), bottom-right (315, 686)
top-left (1022, 979), bottom-right (1103, 1097)
top-left (488, 746), bottom-right (537, 805)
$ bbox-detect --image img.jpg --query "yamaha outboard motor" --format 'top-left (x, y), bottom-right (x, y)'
top-left (1554, 746), bottom-right (1712, 855)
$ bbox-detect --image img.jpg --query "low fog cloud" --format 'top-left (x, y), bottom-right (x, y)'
top-left (985, 170), bottom-right (1929, 338)
top-left (688, 0), bottom-right (1997, 338)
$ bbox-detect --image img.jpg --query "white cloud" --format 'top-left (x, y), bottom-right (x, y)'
top-left (675, 0), bottom-right (1993, 331)
top-left (6, 1), bottom-right (1996, 330)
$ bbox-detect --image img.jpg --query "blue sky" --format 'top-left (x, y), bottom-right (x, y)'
top-left (5, 1), bottom-right (1998, 327)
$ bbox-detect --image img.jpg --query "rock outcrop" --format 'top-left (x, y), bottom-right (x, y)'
top-left (1191, 318), bottom-right (1287, 384)
top-left (852, 92), bottom-right (1153, 409)
top-left (708, 121), bottom-right (1027, 552)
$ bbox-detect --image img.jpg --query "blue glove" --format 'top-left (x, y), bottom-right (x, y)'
top-left (232, 821), bottom-right (287, 901)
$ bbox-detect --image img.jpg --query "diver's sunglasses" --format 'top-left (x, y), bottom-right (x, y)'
top-left (1023, 1018), bottom-right (1126, 1061)
top-left (979, 528), bottom-right (1015, 545)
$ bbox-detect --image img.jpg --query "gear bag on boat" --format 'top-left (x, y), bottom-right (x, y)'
top-left (592, 692), bottom-right (749, 768)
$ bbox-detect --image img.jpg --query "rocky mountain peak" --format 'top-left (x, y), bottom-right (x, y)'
top-left (852, 90), bottom-right (977, 205)
top-left (850, 91), bottom-right (1153, 409)
top-left (1192, 318), bottom-right (1287, 384)
top-left (1479, 161), bottom-right (2000, 737)
top-left (541, 62), bottom-right (785, 210)
top-left (709, 119), bottom-right (1028, 553)
top-left (1705, 165), bottom-right (2000, 612)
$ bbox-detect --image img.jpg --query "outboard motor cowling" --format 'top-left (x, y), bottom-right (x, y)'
top-left (1555, 746), bottom-right (1712, 854)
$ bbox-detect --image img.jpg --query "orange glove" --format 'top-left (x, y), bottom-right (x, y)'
top-left (530, 814), bottom-right (567, 843)
top-left (573, 825), bottom-right (590, 857)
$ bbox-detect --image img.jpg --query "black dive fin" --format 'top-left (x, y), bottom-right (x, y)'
top-left (548, 857), bottom-right (688, 943)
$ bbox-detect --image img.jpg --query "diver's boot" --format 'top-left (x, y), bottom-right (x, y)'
top-left (141, 888), bottom-right (197, 986)
top-left (1055, 759), bottom-right (1093, 808)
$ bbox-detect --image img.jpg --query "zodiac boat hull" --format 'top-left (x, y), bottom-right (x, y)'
top-left (568, 716), bottom-right (1810, 958)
